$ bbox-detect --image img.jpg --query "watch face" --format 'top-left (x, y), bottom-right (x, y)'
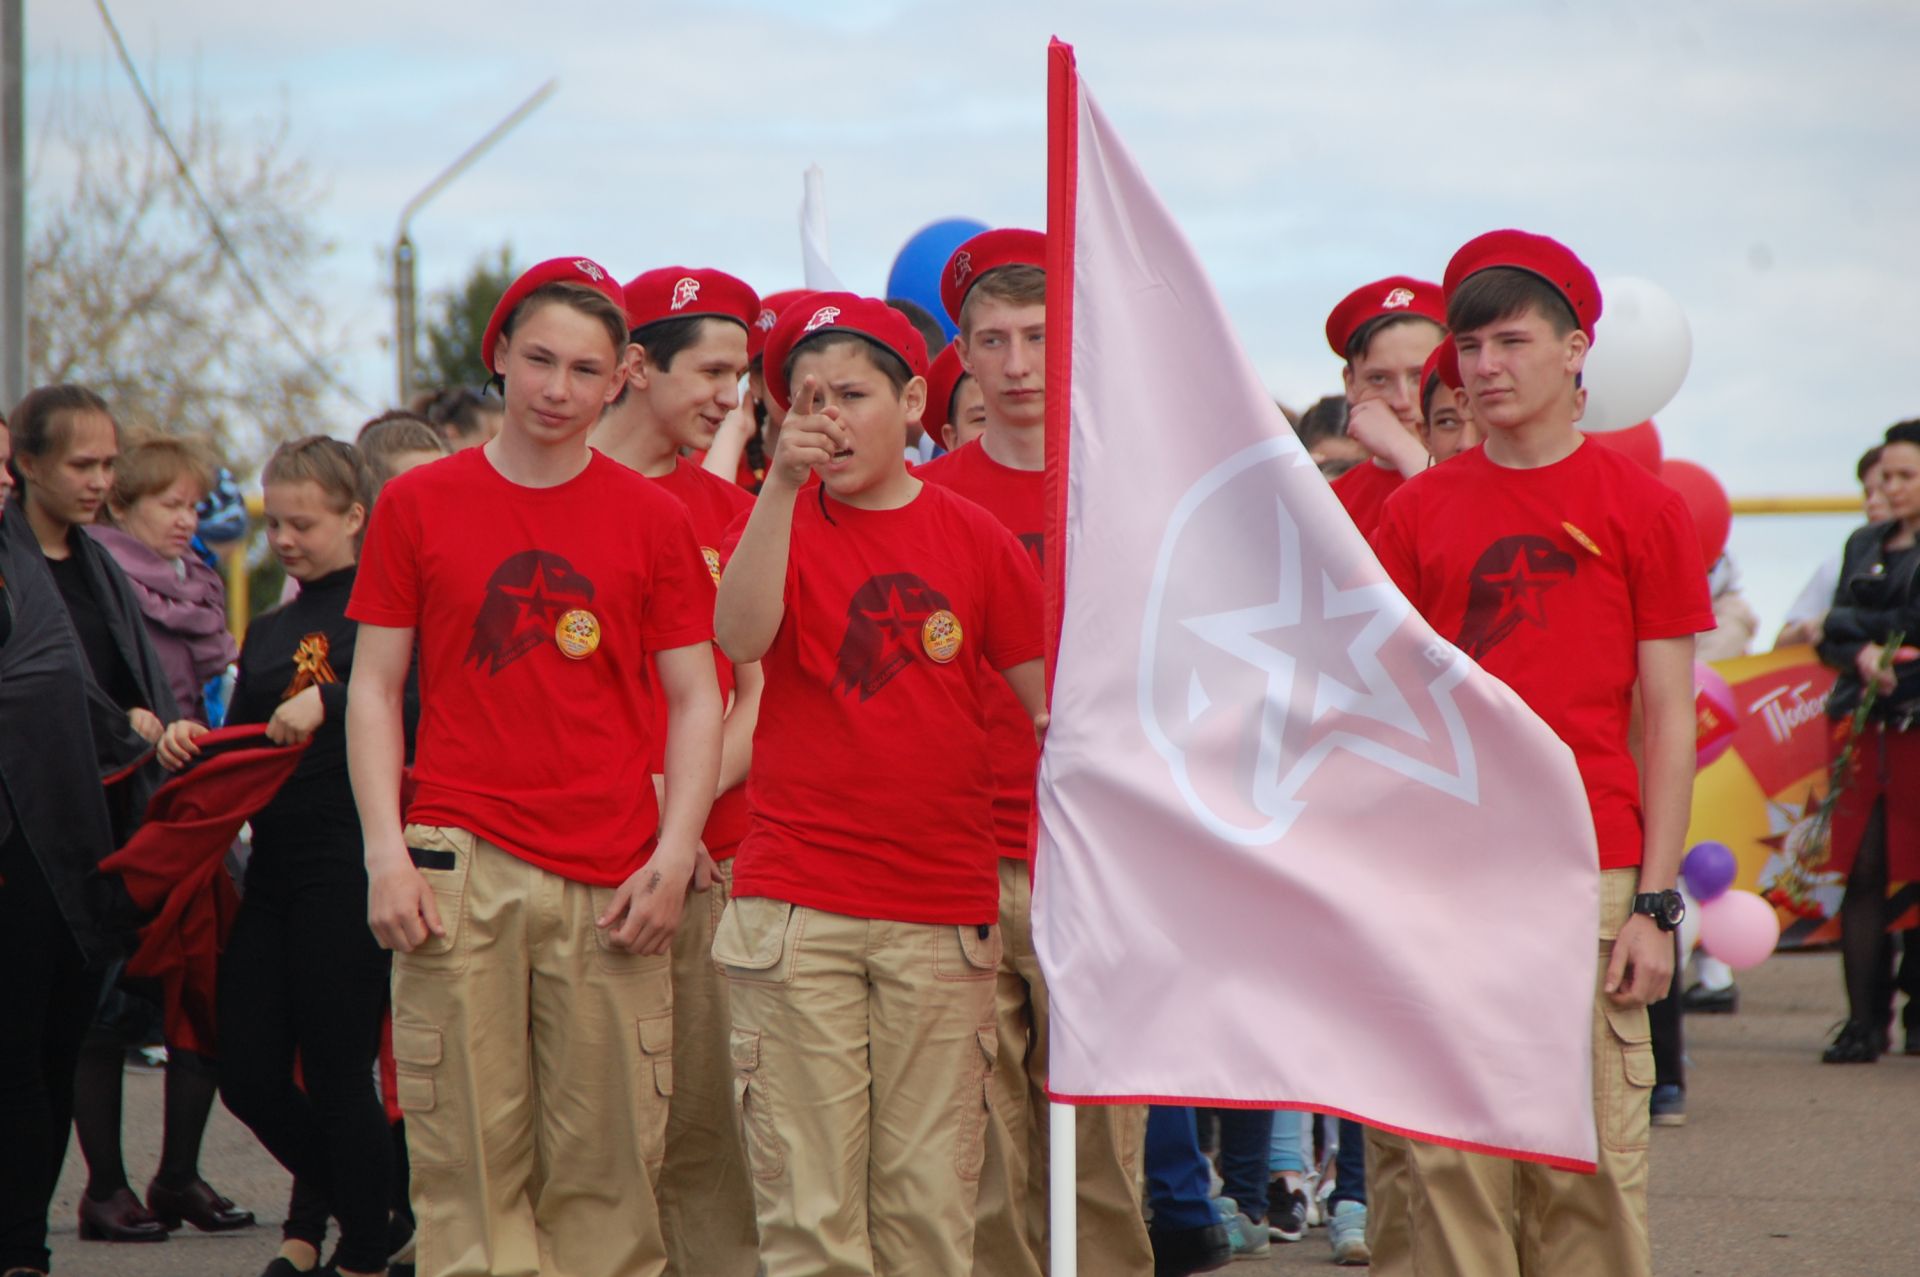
top-left (1662, 891), bottom-right (1687, 927)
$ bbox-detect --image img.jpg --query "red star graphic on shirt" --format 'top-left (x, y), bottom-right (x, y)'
top-left (861, 582), bottom-right (928, 668)
top-left (1482, 542), bottom-right (1572, 631)
top-left (498, 561), bottom-right (569, 628)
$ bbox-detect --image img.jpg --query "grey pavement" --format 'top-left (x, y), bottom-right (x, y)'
top-left (49, 948), bottom-right (1919, 1276)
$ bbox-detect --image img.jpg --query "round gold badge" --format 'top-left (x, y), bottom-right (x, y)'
top-left (921, 609), bottom-right (964, 664)
top-left (701, 546), bottom-right (724, 586)
top-left (555, 609), bottom-right (602, 660)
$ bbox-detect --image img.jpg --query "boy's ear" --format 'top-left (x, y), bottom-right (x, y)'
top-left (1340, 362), bottom-right (1356, 395)
top-left (1564, 329), bottom-right (1590, 376)
top-left (901, 375), bottom-right (928, 423)
top-left (954, 334), bottom-right (974, 375)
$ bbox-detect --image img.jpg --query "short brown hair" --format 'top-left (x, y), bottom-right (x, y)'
top-left (356, 412), bottom-right (449, 492)
top-left (783, 331), bottom-right (913, 400)
top-left (1346, 313), bottom-right (1443, 362)
top-left (500, 282), bottom-right (629, 364)
top-left (262, 436), bottom-right (373, 518)
top-left (1446, 268), bottom-right (1579, 340)
top-left (109, 432), bottom-right (216, 511)
top-left (958, 264), bottom-right (1046, 337)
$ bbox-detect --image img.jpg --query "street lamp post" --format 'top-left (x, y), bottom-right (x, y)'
top-left (393, 79), bottom-right (556, 405)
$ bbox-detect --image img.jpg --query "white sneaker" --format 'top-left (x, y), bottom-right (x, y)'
top-left (1329, 1200), bottom-right (1371, 1266)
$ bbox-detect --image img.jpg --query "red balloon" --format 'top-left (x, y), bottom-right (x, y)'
top-left (1586, 419), bottom-right (1662, 473)
top-left (1660, 459), bottom-right (1732, 567)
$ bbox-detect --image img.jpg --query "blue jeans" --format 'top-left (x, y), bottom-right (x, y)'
top-left (1331, 1118), bottom-right (1367, 1208)
top-left (1269, 1109), bottom-right (1308, 1175)
top-left (1201, 1108), bottom-right (1273, 1223)
top-left (1145, 1107), bottom-right (1216, 1231)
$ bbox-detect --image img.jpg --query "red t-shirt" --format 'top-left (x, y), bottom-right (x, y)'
top-left (726, 482), bottom-right (1044, 924)
top-left (915, 438), bottom-right (1046, 858)
top-left (348, 447), bottom-right (716, 886)
top-left (644, 456), bottom-right (755, 858)
top-left (1369, 440), bottom-right (1714, 870)
top-left (1332, 459), bottom-right (1404, 538)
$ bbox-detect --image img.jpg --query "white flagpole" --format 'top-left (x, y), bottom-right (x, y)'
top-left (1050, 1102), bottom-right (1078, 1277)
top-left (799, 164), bottom-right (844, 291)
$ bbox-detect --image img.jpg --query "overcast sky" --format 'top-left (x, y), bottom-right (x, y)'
top-left (24, 0), bottom-right (1918, 630)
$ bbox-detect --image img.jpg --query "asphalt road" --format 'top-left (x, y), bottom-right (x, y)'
top-left (47, 948), bottom-right (1919, 1276)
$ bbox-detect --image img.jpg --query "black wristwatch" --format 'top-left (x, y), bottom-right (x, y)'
top-left (1631, 890), bottom-right (1686, 932)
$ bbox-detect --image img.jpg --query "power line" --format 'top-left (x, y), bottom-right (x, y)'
top-left (92, 0), bottom-right (370, 410)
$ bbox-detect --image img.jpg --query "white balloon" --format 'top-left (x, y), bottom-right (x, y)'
top-left (1578, 276), bottom-right (1692, 433)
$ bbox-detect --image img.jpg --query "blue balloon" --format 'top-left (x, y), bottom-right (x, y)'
top-left (1681, 841), bottom-right (1738, 903)
top-left (885, 217), bottom-right (989, 342)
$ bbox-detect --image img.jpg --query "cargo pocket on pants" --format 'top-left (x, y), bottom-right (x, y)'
top-left (1599, 999), bottom-right (1654, 1154)
top-left (935, 923), bottom-right (1002, 982)
top-left (730, 1029), bottom-right (783, 1180)
top-left (956, 1025), bottom-right (996, 1182)
top-left (391, 1023), bottom-right (464, 1168)
top-left (712, 897), bottom-right (798, 984)
top-left (397, 826), bottom-right (473, 974)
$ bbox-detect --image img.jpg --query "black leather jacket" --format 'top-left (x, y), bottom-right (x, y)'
top-left (1817, 520), bottom-right (1920, 727)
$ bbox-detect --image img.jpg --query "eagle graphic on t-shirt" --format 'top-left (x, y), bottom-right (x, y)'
top-left (1454, 534), bottom-right (1577, 660)
top-left (465, 550), bottom-right (596, 676)
top-left (833, 572), bottom-right (954, 701)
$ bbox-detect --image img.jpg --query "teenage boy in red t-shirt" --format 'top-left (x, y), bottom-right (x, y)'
top-left (1370, 231), bottom-right (1712, 1277)
top-left (915, 229), bottom-right (1152, 1277)
top-left (712, 294), bottom-right (1046, 1276)
top-left (346, 257), bottom-right (723, 1277)
top-left (1420, 337), bottom-right (1483, 464)
top-left (1325, 276), bottom-right (1447, 536)
top-left (590, 264), bottom-right (762, 1277)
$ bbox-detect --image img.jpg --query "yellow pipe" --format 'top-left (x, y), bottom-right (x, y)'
top-left (1727, 496), bottom-right (1858, 516)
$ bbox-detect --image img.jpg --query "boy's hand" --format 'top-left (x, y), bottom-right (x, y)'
top-left (769, 376), bottom-right (849, 488)
top-left (599, 849), bottom-right (695, 955)
top-left (1345, 392), bottom-right (1428, 477)
top-left (128, 707), bottom-right (164, 744)
top-left (1604, 913), bottom-right (1674, 1007)
top-left (369, 861), bottom-right (446, 954)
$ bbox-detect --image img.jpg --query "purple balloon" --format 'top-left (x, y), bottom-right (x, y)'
top-left (1682, 841), bottom-right (1738, 903)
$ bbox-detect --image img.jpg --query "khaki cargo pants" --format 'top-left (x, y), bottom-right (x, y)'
top-left (971, 856), bottom-right (1151, 1277)
top-left (1401, 868), bottom-right (1654, 1277)
top-left (715, 897), bottom-right (999, 1277)
top-left (391, 826), bottom-right (674, 1277)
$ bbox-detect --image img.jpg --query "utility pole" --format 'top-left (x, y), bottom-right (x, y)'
top-left (393, 78), bottom-right (555, 404)
top-left (1, 0), bottom-right (27, 411)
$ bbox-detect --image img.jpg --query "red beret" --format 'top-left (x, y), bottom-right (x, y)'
top-left (748, 288), bottom-right (810, 363)
top-left (941, 228), bottom-right (1046, 324)
top-left (1324, 276), bottom-right (1445, 360)
top-left (623, 267), bottom-right (760, 336)
top-left (923, 341), bottom-right (970, 435)
top-left (481, 256), bottom-right (625, 374)
top-left (763, 293), bottom-right (930, 412)
top-left (1421, 337), bottom-right (1463, 398)
top-left (1442, 230), bottom-right (1602, 342)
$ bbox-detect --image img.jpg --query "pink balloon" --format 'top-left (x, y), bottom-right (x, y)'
top-left (1693, 662), bottom-right (1737, 769)
top-left (1698, 889), bottom-right (1780, 970)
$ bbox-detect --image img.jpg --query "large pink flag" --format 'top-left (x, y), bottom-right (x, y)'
top-left (1035, 40), bottom-right (1601, 1171)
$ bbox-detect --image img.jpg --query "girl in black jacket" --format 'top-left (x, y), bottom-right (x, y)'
top-left (160, 438), bottom-right (397, 1277)
top-left (1815, 419), bottom-right (1920, 1064)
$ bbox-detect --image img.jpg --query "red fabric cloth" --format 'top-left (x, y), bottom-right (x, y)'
top-left (98, 726), bottom-right (308, 1058)
top-left (916, 440), bottom-right (1045, 857)
top-left (724, 483), bottom-right (1043, 924)
top-left (646, 457), bottom-right (755, 858)
top-left (1330, 460), bottom-right (1404, 539)
top-left (1826, 723), bottom-right (1920, 881)
top-left (1371, 441), bottom-right (1715, 870)
top-left (349, 447), bottom-right (714, 886)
